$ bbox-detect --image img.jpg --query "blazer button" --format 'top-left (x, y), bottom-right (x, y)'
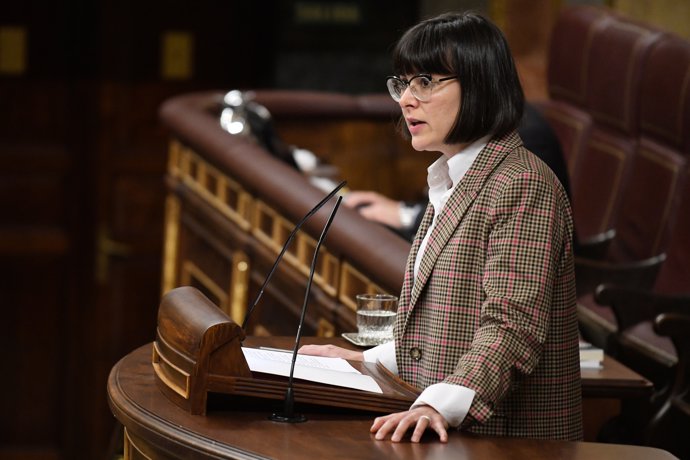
top-left (409, 347), bottom-right (422, 361)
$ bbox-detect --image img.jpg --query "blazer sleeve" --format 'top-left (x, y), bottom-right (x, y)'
top-left (444, 169), bottom-right (569, 426)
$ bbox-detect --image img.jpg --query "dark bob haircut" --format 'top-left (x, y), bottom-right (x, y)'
top-left (392, 12), bottom-right (524, 144)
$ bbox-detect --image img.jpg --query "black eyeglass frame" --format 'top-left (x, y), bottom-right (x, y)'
top-left (386, 74), bottom-right (459, 102)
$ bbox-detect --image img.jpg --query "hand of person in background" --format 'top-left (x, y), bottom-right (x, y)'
top-left (344, 191), bottom-right (403, 229)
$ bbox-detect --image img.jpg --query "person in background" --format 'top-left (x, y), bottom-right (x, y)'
top-left (346, 103), bottom-right (571, 242)
top-left (300, 11), bottom-right (582, 443)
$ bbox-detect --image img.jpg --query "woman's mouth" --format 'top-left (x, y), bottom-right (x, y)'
top-left (407, 118), bottom-right (425, 134)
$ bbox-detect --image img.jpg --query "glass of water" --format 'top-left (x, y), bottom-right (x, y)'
top-left (356, 294), bottom-right (398, 344)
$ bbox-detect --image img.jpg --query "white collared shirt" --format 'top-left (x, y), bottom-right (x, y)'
top-left (363, 136), bottom-right (489, 427)
top-left (414, 137), bottom-right (488, 278)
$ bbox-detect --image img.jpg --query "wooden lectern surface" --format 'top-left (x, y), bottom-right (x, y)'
top-left (108, 344), bottom-right (673, 460)
top-left (246, 337), bottom-right (653, 399)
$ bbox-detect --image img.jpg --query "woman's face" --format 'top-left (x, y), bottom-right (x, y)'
top-left (399, 74), bottom-right (464, 157)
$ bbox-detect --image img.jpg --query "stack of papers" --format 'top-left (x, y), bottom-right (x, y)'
top-left (579, 340), bottom-right (604, 369)
top-left (241, 347), bottom-right (382, 393)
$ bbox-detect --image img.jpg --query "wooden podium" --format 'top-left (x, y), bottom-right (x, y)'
top-left (109, 343), bottom-right (676, 459)
top-left (104, 286), bottom-right (677, 458)
top-left (152, 286), bottom-right (420, 416)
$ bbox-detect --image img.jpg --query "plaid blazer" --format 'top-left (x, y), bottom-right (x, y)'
top-left (394, 131), bottom-right (583, 440)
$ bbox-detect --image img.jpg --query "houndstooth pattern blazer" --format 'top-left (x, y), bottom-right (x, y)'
top-left (394, 131), bottom-right (583, 440)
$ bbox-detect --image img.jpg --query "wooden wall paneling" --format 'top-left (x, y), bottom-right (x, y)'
top-left (274, 117), bottom-right (433, 202)
top-left (82, 80), bottom-right (173, 459)
top-left (489, 0), bottom-right (561, 101)
top-left (0, 255), bottom-right (69, 460)
top-left (0, 4), bottom-right (85, 449)
top-left (79, 1), bottom-right (281, 454)
top-left (327, 121), bottom-right (399, 197)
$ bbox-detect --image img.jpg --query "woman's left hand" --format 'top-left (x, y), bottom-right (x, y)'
top-left (370, 405), bottom-right (449, 443)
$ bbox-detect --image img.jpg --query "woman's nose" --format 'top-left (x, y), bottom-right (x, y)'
top-left (398, 86), bottom-right (417, 106)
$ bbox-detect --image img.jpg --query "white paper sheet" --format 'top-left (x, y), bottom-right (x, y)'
top-left (241, 347), bottom-right (382, 394)
top-left (580, 360), bottom-right (604, 370)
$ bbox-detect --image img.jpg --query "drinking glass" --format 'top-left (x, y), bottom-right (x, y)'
top-left (355, 294), bottom-right (397, 344)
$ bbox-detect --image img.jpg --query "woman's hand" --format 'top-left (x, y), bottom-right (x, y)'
top-left (370, 405), bottom-right (449, 443)
top-left (298, 344), bottom-right (363, 361)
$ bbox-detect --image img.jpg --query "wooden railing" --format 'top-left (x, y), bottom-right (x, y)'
top-left (159, 90), bottom-right (417, 337)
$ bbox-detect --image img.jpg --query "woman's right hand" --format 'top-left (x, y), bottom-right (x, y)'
top-left (298, 344), bottom-right (364, 361)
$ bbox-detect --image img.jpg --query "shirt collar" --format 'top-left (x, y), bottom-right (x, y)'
top-left (427, 135), bottom-right (491, 192)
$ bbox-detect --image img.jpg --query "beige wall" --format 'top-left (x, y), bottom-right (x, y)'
top-left (417, 0), bottom-right (688, 100)
top-left (417, 0), bottom-right (563, 100)
top-left (612, 0), bottom-right (690, 39)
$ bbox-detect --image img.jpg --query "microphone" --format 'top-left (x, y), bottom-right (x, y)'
top-left (270, 194), bottom-right (343, 423)
top-left (241, 180), bottom-right (347, 331)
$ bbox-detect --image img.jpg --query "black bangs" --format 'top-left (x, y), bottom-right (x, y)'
top-left (392, 16), bottom-right (457, 76)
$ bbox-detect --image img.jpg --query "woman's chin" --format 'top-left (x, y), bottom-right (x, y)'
top-left (411, 138), bottom-right (430, 152)
top-left (411, 142), bottom-right (438, 154)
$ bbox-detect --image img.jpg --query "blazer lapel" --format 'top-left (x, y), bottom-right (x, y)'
top-left (409, 182), bottom-right (476, 306)
top-left (399, 132), bottom-right (522, 334)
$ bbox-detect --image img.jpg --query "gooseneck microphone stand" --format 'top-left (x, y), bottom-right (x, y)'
top-left (269, 195), bottom-right (343, 423)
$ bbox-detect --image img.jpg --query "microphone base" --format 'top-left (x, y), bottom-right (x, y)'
top-left (269, 412), bottom-right (307, 423)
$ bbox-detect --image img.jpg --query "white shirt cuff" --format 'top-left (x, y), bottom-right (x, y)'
top-left (362, 341), bottom-right (398, 375)
top-left (411, 383), bottom-right (475, 427)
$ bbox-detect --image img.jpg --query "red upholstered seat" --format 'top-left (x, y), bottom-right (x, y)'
top-left (533, 6), bottom-right (690, 448)
top-left (571, 11), bottom-right (663, 244)
top-left (607, 141), bottom-right (686, 263)
top-left (642, 36), bottom-right (690, 296)
top-left (654, 165), bottom-right (690, 296)
top-left (580, 34), bottom-right (690, 343)
top-left (638, 36), bottom-right (690, 157)
top-left (607, 33), bottom-right (690, 263)
top-left (594, 166), bottom-right (690, 389)
top-left (573, 128), bottom-right (637, 240)
top-left (542, 6), bottom-right (604, 191)
top-left (542, 10), bottom-right (690, 402)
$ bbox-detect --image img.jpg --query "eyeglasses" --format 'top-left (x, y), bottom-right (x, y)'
top-left (386, 74), bottom-right (458, 102)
